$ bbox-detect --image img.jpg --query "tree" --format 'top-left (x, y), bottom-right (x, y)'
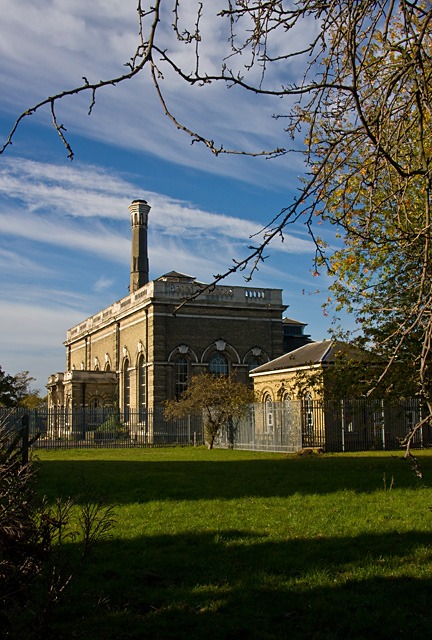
top-left (0, 368), bottom-right (44, 409)
top-left (11, 371), bottom-right (45, 409)
top-left (2, 2), bottom-right (432, 444)
top-left (165, 373), bottom-right (255, 449)
top-left (0, 366), bottom-right (19, 408)
top-left (293, 346), bottom-right (420, 402)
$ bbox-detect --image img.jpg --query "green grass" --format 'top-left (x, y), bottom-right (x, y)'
top-left (36, 447), bottom-right (432, 639)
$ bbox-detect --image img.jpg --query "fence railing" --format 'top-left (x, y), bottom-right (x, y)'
top-left (0, 406), bottom-right (204, 449)
top-left (1, 398), bottom-right (430, 453)
top-left (298, 397), bottom-right (431, 452)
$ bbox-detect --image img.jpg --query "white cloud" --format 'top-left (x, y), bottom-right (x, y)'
top-left (0, 209), bottom-right (130, 263)
top-left (0, 157), bottom-right (314, 257)
top-left (93, 276), bottom-right (116, 293)
top-left (0, 299), bottom-right (84, 390)
top-left (0, 248), bottom-right (52, 276)
top-left (0, 0), bottom-right (308, 187)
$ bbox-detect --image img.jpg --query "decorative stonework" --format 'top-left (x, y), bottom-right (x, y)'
top-left (215, 339), bottom-right (226, 351)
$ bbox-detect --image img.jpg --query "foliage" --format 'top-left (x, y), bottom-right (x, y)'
top-left (165, 373), bottom-right (254, 449)
top-left (18, 392), bottom-right (47, 409)
top-left (294, 344), bottom-right (420, 401)
top-left (0, 418), bottom-right (115, 639)
top-left (317, 10), bottom-right (432, 403)
top-left (0, 366), bottom-right (19, 407)
top-left (96, 414), bottom-right (128, 439)
top-left (0, 367), bottom-right (44, 409)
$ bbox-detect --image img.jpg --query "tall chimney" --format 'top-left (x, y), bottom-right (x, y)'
top-left (129, 199), bottom-right (150, 293)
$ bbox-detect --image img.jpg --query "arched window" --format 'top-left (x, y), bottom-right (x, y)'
top-left (174, 357), bottom-right (188, 398)
top-left (138, 354), bottom-right (146, 415)
top-left (123, 358), bottom-right (130, 419)
top-left (247, 358), bottom-right (260, 371)
top-left (302, 393), bottom-right (314, 446)
top-left (209, 353), bottom-right (228, 376)
top-left (105, 362), bottom-right (111, 372)
top-left (264, 394), bottom-right (273, 434)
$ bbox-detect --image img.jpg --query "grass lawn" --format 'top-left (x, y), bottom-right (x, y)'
top-left (36, 447), bottom-right (432, 639)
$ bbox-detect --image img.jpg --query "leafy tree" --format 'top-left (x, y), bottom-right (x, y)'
top-left (2, 2), bottom-right (432, 441)
top-left (0, 366), bottom-right (19, 407)
top-left (313, 7), bottom-right (432, 415)
top-left (327, 229), bottom-right (432, 401)
top-left (0, 367), bottom-right (44, 409)
top-left (18, 392), bottom-right (46, 410)
top-left (293, 345), bottom-right (420, 402)
top-left (165, 373), bottom-right (255, 449)
top-left (11, 371), bottom-right (36, 403)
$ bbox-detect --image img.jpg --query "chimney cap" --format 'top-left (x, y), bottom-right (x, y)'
top-left (131, 199), bottom-right (148, 205)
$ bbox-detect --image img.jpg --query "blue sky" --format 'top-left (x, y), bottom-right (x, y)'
top-left (0, 0), bottom-right (344, 392)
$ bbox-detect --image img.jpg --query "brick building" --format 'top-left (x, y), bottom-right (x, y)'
top-left (47, 199), bottom-right (307, 414)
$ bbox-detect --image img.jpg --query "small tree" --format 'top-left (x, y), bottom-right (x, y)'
top-left (165, 374), bottom-right (255, 449)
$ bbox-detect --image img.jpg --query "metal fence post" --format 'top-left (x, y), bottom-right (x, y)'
top-left (340, 399), bottom-right (345, 452)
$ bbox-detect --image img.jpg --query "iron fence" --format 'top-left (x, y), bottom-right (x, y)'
top-left (1, 398), bottom-right (430, 453)
top-left (215, 402), bottom-right (303, 452)
top-left (0, 406), bottom-right (204, 449)
top-left (298, 397), bottom-right (431, 452)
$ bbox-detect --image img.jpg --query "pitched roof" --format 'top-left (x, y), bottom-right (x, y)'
top-left (282, 317), bottom-right (308, 327)
top-left (156, 271), bottom-right (196, 282)
top-left (250, 340), bottom-right (357, 375)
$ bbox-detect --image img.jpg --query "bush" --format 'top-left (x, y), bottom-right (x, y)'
top-left (0, 419), bottom-right (115, 639)
top-left (96, 414), bottom-right (128, 439)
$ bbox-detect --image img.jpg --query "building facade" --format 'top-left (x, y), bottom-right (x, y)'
top-left (47, 200), bottom-right (291, 413)
top-left (250, 340), bottom-right (369, 449)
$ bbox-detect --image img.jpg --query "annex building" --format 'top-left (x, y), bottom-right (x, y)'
top-left (47, 200), bottom-right (310, 415)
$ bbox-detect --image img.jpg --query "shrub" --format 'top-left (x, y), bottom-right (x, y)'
top-left (0, 418), bottom-right (115, 639)
top-left (96, 414), bottom-right (128, 439)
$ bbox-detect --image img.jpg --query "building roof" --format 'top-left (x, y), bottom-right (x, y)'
top-left (282, 317), bottom-right (308, 327)
top-left (250, 340), bottom-right (356, 375)
top-left (156, 271), bottom-right (196, 282)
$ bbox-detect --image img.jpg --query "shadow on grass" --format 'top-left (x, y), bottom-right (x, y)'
top-left (49, 528), bottom-right (432, 640)
top-left (37, 454), bottom-right (431, 504)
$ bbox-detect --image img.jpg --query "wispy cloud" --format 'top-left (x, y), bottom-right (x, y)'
top-left (0, 157), bottom-right (314, 259)
top-left (93, 276), bottom-right (115, 293)
top-left (0, 248), bottom-right (52, 276)
top-left (0, 0), bottom-right (306, 187)
top-left (0, 208), bottom-right (130, 263)
top-left (0, 298), bottom-right (84, 390)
